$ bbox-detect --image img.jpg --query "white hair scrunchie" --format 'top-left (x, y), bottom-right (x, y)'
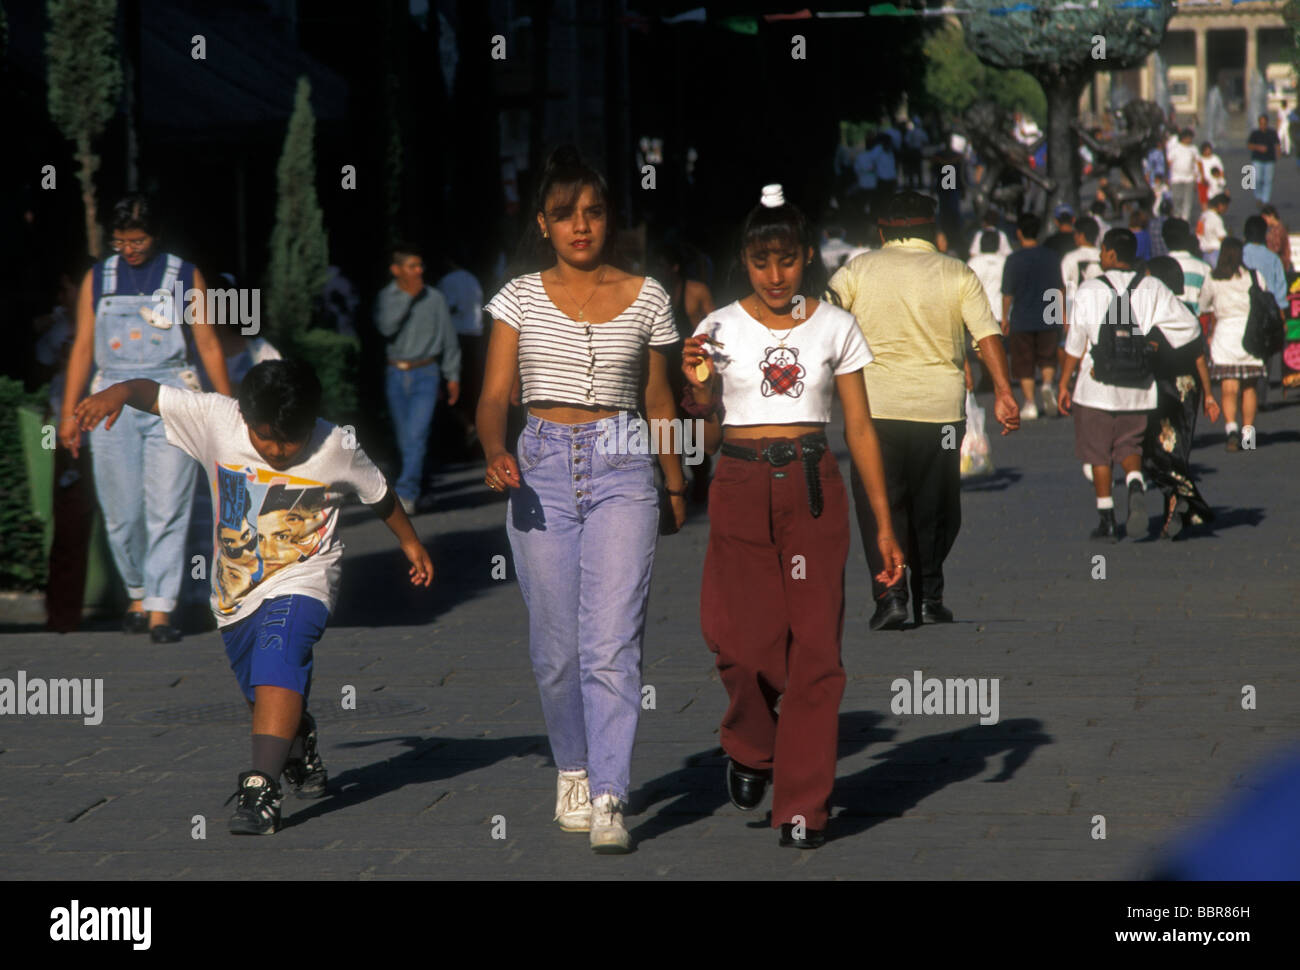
top-left (760, 184), bottom-right (784, 208)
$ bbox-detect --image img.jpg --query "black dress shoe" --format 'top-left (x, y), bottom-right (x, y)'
top-left (869, 593), bottom-right (908, 632)
top-left (149, 624), bottom-right (182, 644)
top-left (778, 823), bottom-right (826, 849)
top-left (726, 759), bottom-right (770, 811)
top-left (123, 612), bottom-right (149, 634)
top-left (920, 600), bottom-right (954, 624)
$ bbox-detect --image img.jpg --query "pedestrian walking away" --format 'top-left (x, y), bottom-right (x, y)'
top-left (1058, 229), bottom-right (1199, 541)
top-left (683, 183), bottom-right (904, 849)
top-left (1199, 238), bottom-right (1270, 452)
top-left (1001, 212), bottom-right (1065, 419)
top-left (829, 191), bottom-right (1019, 630)
top-left (72, 359), bottom-right (433, 835)
top-left (478, 145), bottom-right (687, 855)
top-left (1140, 256), bottom-right (1221, 539)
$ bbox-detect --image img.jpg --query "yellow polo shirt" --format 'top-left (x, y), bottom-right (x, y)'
top-left (828, 238), bottom-right (1001, 423)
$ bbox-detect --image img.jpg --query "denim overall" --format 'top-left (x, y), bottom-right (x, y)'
top-left (88, 253), bottom-right (201, 614)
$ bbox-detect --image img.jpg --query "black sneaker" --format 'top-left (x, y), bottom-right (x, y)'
top-left (1090, 509), bottom-right (1118, 543)
top-left (282, 712), bottom-right (328, 799)
top-left (1226, 431), bottom-right (1241, 452)
top-left (225, 770), bottom-right (282, 835)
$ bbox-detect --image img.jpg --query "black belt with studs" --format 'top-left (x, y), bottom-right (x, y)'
top-left (720, 431), bottom-right (829, 517)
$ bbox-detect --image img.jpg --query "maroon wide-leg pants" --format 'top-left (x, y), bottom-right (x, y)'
top-left (700, 441), bottom-right (848, 830)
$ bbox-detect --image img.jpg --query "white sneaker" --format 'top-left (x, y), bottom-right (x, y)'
top-left (589, 793), bottom-right (631, 854)
top-left (1039, 384), bottom-right (1058, 418)
top-left (1021, 400), bottom-right (1039, 420)
top-left (1082, 463), bottom-right (1094, 482)
top-left (554, 769), bottom-right (591, 832)
top-left (399, 496), bottom-right (416, 515)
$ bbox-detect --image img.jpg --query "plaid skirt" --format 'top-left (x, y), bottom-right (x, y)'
top-left (1210, 363), bottom-right (1265, 381)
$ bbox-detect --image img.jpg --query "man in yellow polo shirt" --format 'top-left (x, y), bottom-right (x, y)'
top-left (829, 192), bottom-right (1019, 630)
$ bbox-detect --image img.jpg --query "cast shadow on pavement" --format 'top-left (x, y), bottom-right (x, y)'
top-left (331, 523), bottom-right (513, 627)
top-left (626, 711), bottom-right (896, 843)
top-left (960, 467), bottom-right (1022, 492)
top-left (627, 713), bottom-right (1050, 844)
top-left (830, 717), bottom-right (1051, 841)
top-left (278, 733), bottom-right (549, 830)
top-left (1196, 505), bottom-right (1266, 535)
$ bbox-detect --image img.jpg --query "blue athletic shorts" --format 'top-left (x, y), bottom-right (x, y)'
top-left (220, 594), bottom-right (329, 704)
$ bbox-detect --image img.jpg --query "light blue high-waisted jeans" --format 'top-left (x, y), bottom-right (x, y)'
top-left (506, 412), bottom-right (659, 804)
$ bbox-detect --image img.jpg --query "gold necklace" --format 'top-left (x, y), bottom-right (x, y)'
top-left (753, 296), bottom-right (800, 347)
top-left (554, 266), bottom-right (607, 321)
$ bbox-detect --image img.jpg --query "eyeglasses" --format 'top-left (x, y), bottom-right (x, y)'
top-left (110, 238), bottom-right (152, 253)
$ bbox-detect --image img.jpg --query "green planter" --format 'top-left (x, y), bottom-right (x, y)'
top-left (16, 405), bottom-right (116, 612)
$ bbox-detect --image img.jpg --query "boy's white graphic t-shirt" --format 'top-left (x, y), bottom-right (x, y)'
top-left (157, 386), bottom-right (389, 628)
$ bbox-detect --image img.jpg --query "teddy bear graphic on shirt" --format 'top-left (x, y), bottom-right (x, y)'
top-left (760, 345), bottom-right (805, 398)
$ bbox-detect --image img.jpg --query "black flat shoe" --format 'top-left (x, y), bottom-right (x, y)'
top-left (778, 823), bottom-right (826, 849)
top-left (123, 612), bottom-right (149, 634)
top-left (726, 759), bottom-right (770, 811)
top-left (869, 593), bottom-right (908, 632)
top-left (920, 600), bottom-right (954, 624)
top-left (149, 624), bottom-right (182, 644)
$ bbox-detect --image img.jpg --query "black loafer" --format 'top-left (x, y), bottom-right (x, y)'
top-left (149, 624), bottom-right (182, 644)
top-left (920, 600), bottom-right (953, 624)
top-left (778, 823), bottom-right (826, 849)
top-left (123, 612), bottom-right (149, 634)
top-left (726, 759), bottom-right (770, 811)
top-left (869, 593), bottom-right (908, 632)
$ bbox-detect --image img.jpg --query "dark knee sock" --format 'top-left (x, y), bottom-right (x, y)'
top-left (251, 734), bottom-right (293, 780)
top-left (288, 711), bottom-right (313, 760)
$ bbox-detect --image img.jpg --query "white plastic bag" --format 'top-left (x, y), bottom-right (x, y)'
top-left (960, 390), bottom-right (993, 479)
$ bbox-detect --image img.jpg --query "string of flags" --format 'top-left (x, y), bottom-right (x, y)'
top-left (650, 1), bottom-right (1245, 30)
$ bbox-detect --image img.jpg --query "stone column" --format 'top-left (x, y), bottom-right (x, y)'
top-left (1245, 21), bottom-right (1259, 119)
top-left (1194, 25), bottom-right (1208, 124)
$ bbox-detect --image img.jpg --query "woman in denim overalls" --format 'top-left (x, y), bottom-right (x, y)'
top-left (58, 196), bottom-right (232, 641)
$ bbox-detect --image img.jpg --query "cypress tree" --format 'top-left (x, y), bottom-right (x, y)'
top-left (266, 76), bottom-right (330, 346)
top-left (45, 0), bottom-right (122, 260)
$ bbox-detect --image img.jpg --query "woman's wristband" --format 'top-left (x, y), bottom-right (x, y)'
top-left (680, 388), bottom-right (719, 419)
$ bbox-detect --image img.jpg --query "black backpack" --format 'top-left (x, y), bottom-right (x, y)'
top-left (1242, 269), bottom-right (1285, 360)
top-left (1092, 273), bottom-right (1155, 388)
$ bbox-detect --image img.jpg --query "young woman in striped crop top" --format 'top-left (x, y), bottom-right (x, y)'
top-left (477, 147), bottom-right (686, 854)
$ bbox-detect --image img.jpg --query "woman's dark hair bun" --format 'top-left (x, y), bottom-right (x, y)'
top-left (544, 145), bottom-right (585, 172)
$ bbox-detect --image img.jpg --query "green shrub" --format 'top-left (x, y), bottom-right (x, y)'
top-left (286, 329), bottom-right (361, 424)
top-left (0, 377), bottom-right (51, 591)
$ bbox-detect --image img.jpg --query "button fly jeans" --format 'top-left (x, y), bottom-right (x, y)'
top-left (506, 413), bottom-right (659, 804)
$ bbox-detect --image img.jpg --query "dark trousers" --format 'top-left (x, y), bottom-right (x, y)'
top-left (849, 418), bottom-right (964, 610)
top-left (700, 444), bottom-right (849, 830)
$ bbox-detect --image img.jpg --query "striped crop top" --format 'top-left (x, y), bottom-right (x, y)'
top-left (485, 273), bottom-right (679, 409)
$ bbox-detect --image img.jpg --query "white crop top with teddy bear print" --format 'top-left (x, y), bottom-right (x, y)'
top-left (692, 299), bottom-right (873, 426)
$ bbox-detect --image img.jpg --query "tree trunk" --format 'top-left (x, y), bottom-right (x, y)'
top-left (78, 136), bottom-right (101, 260)
top-left (1043, 72), bottom-right (1086, 217)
